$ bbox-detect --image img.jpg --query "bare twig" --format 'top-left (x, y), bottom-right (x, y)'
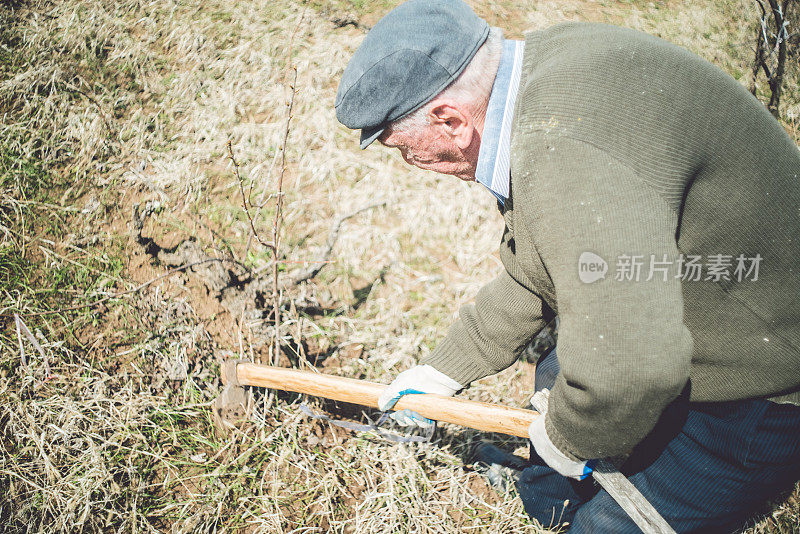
top-left (259, 10), bottom-right (307, 415)
top-left (290, 202), bottom-right (387, 285)
top-left (766, 0), bottom-right (792, 114)
top-left (228, 141), bottom-right (276, 252)
top-left (242, 8), bottom-right (307, 262)
top-left (751, 0), bottom-right (769, 94)
top-left (751, 0), bottom-right (796, 117)
top-left (242, 148), bottom-right (281, 260)
top-left (271, 67), bottom-right (298, 367)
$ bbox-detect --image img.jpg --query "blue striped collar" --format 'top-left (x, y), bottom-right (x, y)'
top-left (475, 39), bottom-right (524, 206)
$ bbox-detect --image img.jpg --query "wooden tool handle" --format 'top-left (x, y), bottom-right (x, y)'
top-left (224, 362), bottom-right (675, 533)
top-left (225, 361), bottom-right (539, 438)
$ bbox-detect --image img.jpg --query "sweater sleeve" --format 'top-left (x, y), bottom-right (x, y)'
top-left (518, 136), bottom-right (694, 460)
top-left (421, 268), bottom-right (547, 387)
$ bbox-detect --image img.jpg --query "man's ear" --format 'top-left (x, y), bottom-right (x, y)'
top-left (428, 100), bottom-right (474, 150)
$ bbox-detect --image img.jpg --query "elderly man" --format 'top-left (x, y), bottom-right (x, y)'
top-left (335, 0), bottom-right (800, 531)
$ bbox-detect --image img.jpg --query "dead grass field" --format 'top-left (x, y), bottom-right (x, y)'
top-left (1, 0), bottom-right (798, 532)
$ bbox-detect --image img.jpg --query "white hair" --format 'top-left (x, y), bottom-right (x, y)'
top-left (391, 27), bottom-right (503, 134)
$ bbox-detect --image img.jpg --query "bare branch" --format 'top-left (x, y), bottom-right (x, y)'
top-left (767, 0), bottom-right (790, 114)
top-left (289, 202), bottom-right (387, 286)
top-left (242, 148), bottom-right (281, 259)
top-left (750, 0), bottom-right (796, 117)
top-left (751, 0), bottom-right (769, 94)
top-left (266, 8), bottom-right (307, 373)
top-left (270, 67), bottom-right (298, 367)
top-left (228, 140), bottom-right (276, 252)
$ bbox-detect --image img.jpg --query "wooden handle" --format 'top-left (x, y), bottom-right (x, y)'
top-left (225, 361), bottom-right (538, 438)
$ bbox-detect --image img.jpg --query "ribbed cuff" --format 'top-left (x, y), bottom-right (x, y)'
top-left (419, 323), bottom-right (495, 388)
top-left (544, 412), bottom-right (584, 462)
top-left (769, 389), bottom-right (800, 406)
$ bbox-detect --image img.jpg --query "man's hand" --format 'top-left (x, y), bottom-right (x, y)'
top-left (377, 364), bottom-right (463, 428)
top-left (529, 389), bottom-right (594, 480)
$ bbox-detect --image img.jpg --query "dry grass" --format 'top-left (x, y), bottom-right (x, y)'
top-left (1, 0), bottom-right (798, 532)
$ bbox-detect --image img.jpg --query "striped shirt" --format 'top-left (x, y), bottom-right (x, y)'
top-left (475, 39), bottom-right (525, 206)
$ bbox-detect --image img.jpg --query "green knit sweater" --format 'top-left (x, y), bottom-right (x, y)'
top-left (422, 23), bottom-right (800, 461)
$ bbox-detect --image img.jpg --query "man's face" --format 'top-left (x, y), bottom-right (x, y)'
top-left (378, 123), bottom-right (479, 181)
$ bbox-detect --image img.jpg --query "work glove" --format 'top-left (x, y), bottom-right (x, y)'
top-left (377, 364), bottom-right (463, 428)
top-left (528, 388), bottom-right (594, 480)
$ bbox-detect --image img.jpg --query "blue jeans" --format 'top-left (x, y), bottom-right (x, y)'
top-left (519, 350), bottom-right (800, 533)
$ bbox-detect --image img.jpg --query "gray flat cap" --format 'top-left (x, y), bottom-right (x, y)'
top-left (335, 0), bottom-right (489, 149)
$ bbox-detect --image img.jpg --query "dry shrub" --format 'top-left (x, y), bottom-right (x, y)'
top-left (1, 1), bottom-right (798, 532)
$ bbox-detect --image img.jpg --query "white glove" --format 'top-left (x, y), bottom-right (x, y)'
top-left (528, 388), bottom-right (593, 480)
top-left (377, 364), bottom-right (463, 428)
